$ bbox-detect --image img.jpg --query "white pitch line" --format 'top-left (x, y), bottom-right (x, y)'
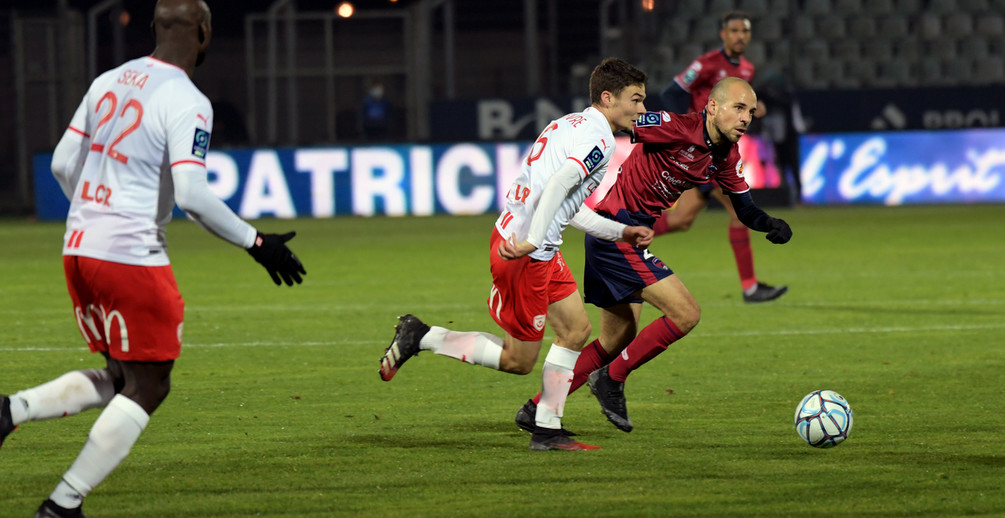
top-left (2, 323), bottom-right (1003, 353)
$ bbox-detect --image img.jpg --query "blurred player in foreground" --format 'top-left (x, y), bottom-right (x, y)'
top-left (515, 77), bottom-right (791, 433)
top-left (658, 10), bottom-right (787, 303)
top-left (378, 58), bottom-right (653, 451)
top-left (0, 1), bottom-right (305, 516)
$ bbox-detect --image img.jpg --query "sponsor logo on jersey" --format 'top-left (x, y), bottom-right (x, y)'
top-left (736, 159), bottom-right (745, 178)
top-left (192, 128), bottom-right (211, 158)
top-left (636, 112), bottom-right (662, 127)
top-left (582, 145), bottom-right (604, 172)
top-left (662, 112), bottom-right (672, 122)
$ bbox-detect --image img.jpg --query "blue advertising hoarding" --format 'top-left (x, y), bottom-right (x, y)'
top-left (799, 127), bottom-right (1005, 205)
top-left (35, 136), bottom-right (783, 221)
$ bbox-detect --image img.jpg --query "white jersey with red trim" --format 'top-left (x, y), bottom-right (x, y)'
top-left (61, 56), bottom-right (213, 266)
top-left (495, 106), bottom-right (616, 261)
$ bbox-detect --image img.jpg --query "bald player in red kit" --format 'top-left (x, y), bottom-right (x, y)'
top-left (656, 10), bottom-right (787, 304)
top-left (515, 77), bottom-right (791, 433)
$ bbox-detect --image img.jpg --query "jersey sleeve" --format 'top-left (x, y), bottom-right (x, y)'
top-left (165, 89), bottom-right (213, 169)
top-left (567, 130), bottom-right (613, 179)
top-left (714, 150), bottom-right (751, 194)
top-left (630, 111), bottom-right (679, 144)
top-left (673, 58), bottom-right (704, 93)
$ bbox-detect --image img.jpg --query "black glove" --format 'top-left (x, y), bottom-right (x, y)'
top-left (765, 218), bottom-right (792, 244)
top-left (247, 231), bottom-right (306, 286)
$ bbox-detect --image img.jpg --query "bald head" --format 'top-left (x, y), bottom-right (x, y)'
top-left (153, 0), bottom-right (210, 34)
top-left (151, 0), bottom-right (212, 74)
top-left (709, 77), bottom-right (755, 106)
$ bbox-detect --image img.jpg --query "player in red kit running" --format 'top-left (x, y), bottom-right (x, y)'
top-left (378, 58), bottom-right (653, 451)
top-left (657, 11), bottom-right (787, 303)
top-left (514, 77), bottom-right (791, 433)
top-left (0, 2), bottom-right (305, 516)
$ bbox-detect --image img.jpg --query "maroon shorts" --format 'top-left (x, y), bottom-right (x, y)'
top-left (487, 228), bottom-right (578, 342)
top-left (63, 255), bottom-right (184, 362)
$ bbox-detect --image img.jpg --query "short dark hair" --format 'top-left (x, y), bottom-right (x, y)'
top-left (721, 10), bottom-right (751, 29)
top-left (589, 57), bottom-right (648, 105)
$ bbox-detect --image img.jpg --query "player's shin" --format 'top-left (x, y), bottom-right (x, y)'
top-left (50, 394), bottom-right (150, 509)
top-left (536, 345), bottom-right (580, 429)
top-left (607, 316), bottom-right (687, 381)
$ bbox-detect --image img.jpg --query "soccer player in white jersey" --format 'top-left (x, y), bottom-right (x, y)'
top-left (0, 1), bottom-right (305, 516)
top-left (378, 58), bottom-right (654, 451)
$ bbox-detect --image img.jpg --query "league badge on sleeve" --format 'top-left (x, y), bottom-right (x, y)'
top-left (636, 112), bottom-right (662, 127)
top-left (192, 128), bottom-right (211, 158)
top-left (582, 145), bottom-right (605, 172)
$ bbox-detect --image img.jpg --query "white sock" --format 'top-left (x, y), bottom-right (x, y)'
top-left (50, 394), bottom-right (150, 509)
top-left (10, 369), bottom-right (115, 425)
top-left (536, 344), bottom-right (580, 429)
top-left (420, 326), bottom-right (503, 370)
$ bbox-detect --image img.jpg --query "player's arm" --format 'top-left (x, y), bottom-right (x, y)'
top-left (168, 103), bottom-right (305, 285)
top-left (499, 159), bottom-right (583, 260)
top-left (659, 81), bottom-right (692, 114)
top-left (570, 207), bottom-right (652, 248)
top-left (51, 101), bottom-right (90, 199)
top-left (725, 190), bottom-right (792, 244)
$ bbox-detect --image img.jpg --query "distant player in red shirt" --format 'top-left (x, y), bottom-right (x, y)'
top-left (514, 77), bottom-right (791, 433)
top-left (657, 11), bottom-right (787, 304)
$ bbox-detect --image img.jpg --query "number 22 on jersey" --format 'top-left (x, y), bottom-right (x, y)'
top-left (90, 91), bottom-right (144, 165)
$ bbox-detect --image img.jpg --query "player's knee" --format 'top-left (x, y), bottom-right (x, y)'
top-left (500, 355), bottom-right (536, 375)
top-left (668, 304), bottom-right (701, 334)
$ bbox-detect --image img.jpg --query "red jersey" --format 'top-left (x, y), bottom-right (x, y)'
top-left (674, 49), bottom-right (755, 114)
top-left (595, 111), bottom-right (749, 218)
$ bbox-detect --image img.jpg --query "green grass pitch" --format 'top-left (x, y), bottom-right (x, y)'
top-left (1, 203), bottom-right (1003, 517)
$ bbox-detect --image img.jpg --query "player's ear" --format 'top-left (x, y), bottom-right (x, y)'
top-left (198, 24), bottom-right (205, 44)
top-left (150, 21), bottom-right (156, 39)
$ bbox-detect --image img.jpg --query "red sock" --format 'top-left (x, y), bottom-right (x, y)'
top-left (653, 211), bottom-right (672, 236)
top-left (531, 339), bottom-right (612, 404)
top-left (729, 224), bottom-right (757, 291)
top-left (607, 317), bottom-right (686, 382)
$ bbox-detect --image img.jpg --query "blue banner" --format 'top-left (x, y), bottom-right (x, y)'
top-left (35, 142), bottom-right (536, 222)
top-left (799, 128), bottom-right (1005, 205)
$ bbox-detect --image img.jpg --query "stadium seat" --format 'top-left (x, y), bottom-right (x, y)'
top-left (894, 0), bottom-right (924, 13)
top-left (756, 16), bottom-right (783, 41)
top-left (803, 0), bottom-right (832, 15)
top-left (846, 16), bottom-right (878, 39)
top-left (816, 16), bottom-right (847, 39)
top-left (861, 43), bottom-right (893, 62)
top-left (894, 39), bottom-right (921, 60)
top-left (918, 59), bottom-right (944, 84)
top-left (943, 13), bottom-right (973, 38)
top-left (831, 40), bottom-right (861, 61)
top-left (833, 0), bottom-right (863, 15)
top-left (793, 58), bottom-right (830, 89)
top-left (974, 15), bottom-right (1004, 37)
top-left (959, 0), bottom-right (990, 9)
top-left (876, 59), bottom-right (911, 87)
top-left (924, 37), bottom-right (957, 60)
top-left (974, 55), bottom-right (1005, 82)
top-left (941, 58), bottom-right (970, 85)
top-left (709, 0), bottom-right (737, 14)
top-left (663, 18), bottom-right (692, 44)
top-left (843, 59), bottom-right (877, 87)
top-left (791, 15), bottom-right (816, 40)
top-left (863, 0), bottom-right (895, 14)
top-left (957, 36), bottom-right (989, 59)
top-left (767, 39), bottom-right (791, 63)
top-left (804, 40), bottom-right (830, 61)
top-left (738, 0), bottom-right (770, 16)
top-left (745, 41), bottom-right (767, 64)
top-left (917, 14), bottom-right (942, 39)
top-left (927, 0), bottom-right (960, 13)
top-left (876, 16), bottom-right (910, 39)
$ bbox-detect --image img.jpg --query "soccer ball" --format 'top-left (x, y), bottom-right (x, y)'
top-left (794, 390), bottom-right (853, 448)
